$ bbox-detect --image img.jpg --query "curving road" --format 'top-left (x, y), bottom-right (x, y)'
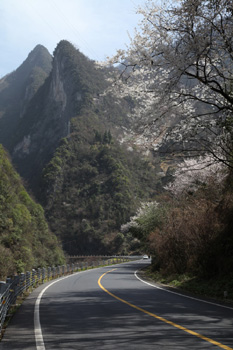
top-left (1, 260), bottom-right (233, 349)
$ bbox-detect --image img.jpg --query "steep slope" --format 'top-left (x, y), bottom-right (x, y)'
top-left (41, 117), bottom-right (161, 255)
top-left (6, 41), bottom-right (131, 192)
top-left (0, 145), bottom-right (65, 279)
top-left (0, 45), bottom-right (52, 147)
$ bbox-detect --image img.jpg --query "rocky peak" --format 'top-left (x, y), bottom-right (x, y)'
top-left (0, 45), bottom-right (53, 148)
top-left (17, 44), bottom-right (52, 76)
top-left (0, 40), bottom-right (126, 194)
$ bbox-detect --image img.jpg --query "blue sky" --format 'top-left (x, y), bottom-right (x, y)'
top-left (0, 0), bottom-right (146, 77)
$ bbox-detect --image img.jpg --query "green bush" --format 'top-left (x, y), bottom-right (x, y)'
top-left (0, 145), bottom-right (65, 278)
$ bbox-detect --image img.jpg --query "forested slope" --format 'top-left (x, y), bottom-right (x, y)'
top-left (0, 145), bottom-right (65, 278)
top-left (41, 114), bottom-right (161, 255)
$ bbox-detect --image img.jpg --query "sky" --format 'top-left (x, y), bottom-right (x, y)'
top-left (0, 0), bottom-right (146, 78)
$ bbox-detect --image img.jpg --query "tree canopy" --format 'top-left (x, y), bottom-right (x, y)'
top-left (109, 0), bottom-right (233, 167)
top-left (0, 145), bottom-right (65, 278)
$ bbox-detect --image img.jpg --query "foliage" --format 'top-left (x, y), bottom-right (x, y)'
top-left (41, 120), bottom-right (159, 256)
top-left (121, 201), bottom-right (166, 241)
top-left (108, 0), bottom-right (233, 166)
top-left (53, 40), bottom-right (107, 98)
top-left (149, 194), bottom-right (221, 275)
top-left (140, 166), bottom-right (233, 279)
top-left (164, 155), bottom-right (227, 196)
top-left (118, 154), bottom-right (233, 280)
top-left (0, 145), bottom-right (65, 279)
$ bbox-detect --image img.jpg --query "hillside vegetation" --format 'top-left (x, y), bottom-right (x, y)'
top-left (0, 40), bottom-right (163, 260)
top-left (123, 161), bottom-right (233, 299)
top-left (41, 114), bottom-right (161, 255)
top-left (0, 145), bottom-right (65, 278)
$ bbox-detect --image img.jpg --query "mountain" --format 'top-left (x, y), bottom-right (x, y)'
top-left (0, 41), bottom-right (134, 192)
top-left (0, 40), bottom-right (164, 256)
top-left (0, 145), bottom-right (65, 278)
top-left (0, 45), bottom-right (52, 148)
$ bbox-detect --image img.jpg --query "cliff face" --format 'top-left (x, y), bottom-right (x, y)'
top-left (0, 40), bottom-right (146, 195)
top-left (0, 41), bottom-right (108, 191)
top-left (0, 45), bottom-right (52, 146)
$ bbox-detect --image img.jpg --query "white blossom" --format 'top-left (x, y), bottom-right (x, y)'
top-left (106, 0), bottom-right (233, 166)
top-left (164, 155), bottom-right (228, 196)
top-left (120, 201), bottom-right (159, 233)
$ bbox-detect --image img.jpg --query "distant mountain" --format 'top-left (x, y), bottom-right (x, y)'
top-left (0, 145), bottom-right (65, 278)
top-left (0, 45), bottom-right (52, 147)
top-left (0, 41), bottom-right (134, 192)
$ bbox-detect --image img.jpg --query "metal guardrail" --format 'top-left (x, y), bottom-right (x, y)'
top-left (0, 257), bottom-right (133, 338)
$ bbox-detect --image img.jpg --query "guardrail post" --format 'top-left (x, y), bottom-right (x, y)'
top-left (42, 268), bottom-right (46, 283)
top-left (6, 276), bottom-right (18, 307)
top-left (26, 271), bottom-right (31, 290)
top-left (51, 267), bottom-right (55, 279)
top-left (18, 273), bottom-right (26, 295)
top-left (47, 267), bottom-right (51, 280)
top-left (32, 269), bottom-right (36, 287)
top-left (37, 268), bottom-right (41, 284)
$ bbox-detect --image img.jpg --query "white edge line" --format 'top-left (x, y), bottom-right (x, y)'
top-left (34, 260), bottom-right (130, 349)
top-left (34, 268), bottom-right (95, 350)
top-left (134, 269), bottom-right (233, 311)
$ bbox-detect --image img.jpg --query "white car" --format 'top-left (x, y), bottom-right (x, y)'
top-left (143, 255), bottom-right (149, 259)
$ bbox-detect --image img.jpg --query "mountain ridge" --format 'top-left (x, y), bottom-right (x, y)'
top-left (6, 41), bottom-right (117, 191)
top-left (0, 44), bottom-right (52, 149)
top-left (0, 40), bottom-right (162, 256)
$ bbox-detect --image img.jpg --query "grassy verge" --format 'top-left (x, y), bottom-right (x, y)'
top-left (141, 266), bottom-right (233, 305)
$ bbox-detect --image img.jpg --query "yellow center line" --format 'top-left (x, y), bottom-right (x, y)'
top-left (98, 269), bottom-right (233, 350)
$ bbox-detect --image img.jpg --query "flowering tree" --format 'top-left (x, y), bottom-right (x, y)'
top-left (108, 0), bottom-right (233, 166)
top-left (164, 154), bottom-right (227, 196)
top-left (120, 201), bottom-right (164, 240)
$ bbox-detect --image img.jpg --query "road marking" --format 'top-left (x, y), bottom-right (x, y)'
top-left (34, 263), bottom-right (126, 350)
top-left (98, 269), bottom-right (233, 350)
top-left (34, 282), bottom-right (53, 350)
top-left (135, 269), bottom-right (233, 311)
top-left (34, 269), bottom-right (93, 350)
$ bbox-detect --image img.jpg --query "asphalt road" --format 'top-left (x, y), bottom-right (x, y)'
top-left (1, 260), bottom-right (233, 350)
